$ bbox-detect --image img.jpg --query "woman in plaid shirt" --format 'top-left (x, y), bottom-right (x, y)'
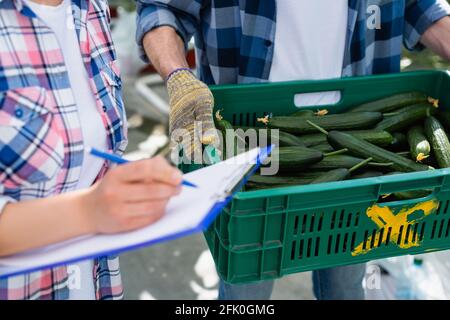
top-left (0, 0), bottom-right (183, 299)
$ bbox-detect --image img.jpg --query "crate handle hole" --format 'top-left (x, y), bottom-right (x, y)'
top-left (294, 91), bottom-right (342, 108)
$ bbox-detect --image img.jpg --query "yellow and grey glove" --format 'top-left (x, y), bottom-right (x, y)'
top-left (166, 68), bottom-right (219, 160)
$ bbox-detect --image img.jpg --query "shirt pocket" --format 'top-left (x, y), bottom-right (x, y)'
top-left (0, 86), bottom-right (65, 188)
top-left (100, 60), bottom-right (128, 153)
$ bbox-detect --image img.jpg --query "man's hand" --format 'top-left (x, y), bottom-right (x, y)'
top-left (142, 27), bottom-right (219, 160)
top-left (166, 69), bottom-right (218, 158)
top-left (421, 16), bottom-right (450, 62)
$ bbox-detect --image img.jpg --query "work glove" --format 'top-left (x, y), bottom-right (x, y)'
top-left (166, 69), bottom-right (219, 162)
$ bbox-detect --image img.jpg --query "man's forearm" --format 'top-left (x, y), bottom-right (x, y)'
top-left (143, 26), bottom-right (189, 79)
top-left (421, 16), bottom-right (450, 62)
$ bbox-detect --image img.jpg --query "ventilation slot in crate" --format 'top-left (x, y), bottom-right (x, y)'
top-left (430, 218), bottom-right (450, 239)
top-left (437, 200), bottom-right (450, 216)
top-left (292, 212), bottom-right (324, 236)
top-left (330, 209), bottom-right (359, 230)
top-left (290, 237), bottom-right (321, 261)
top-left (233, 112), bottom-right (270, 126)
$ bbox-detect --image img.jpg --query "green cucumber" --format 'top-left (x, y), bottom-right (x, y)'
top-left (327, 131), bottom-right (429, 172)
top-left (273, 147), bottom-right (324, 171)
top-left (310, 155), bottom-right (393, 170)
top-left (393, 190), bottom-right (433, 200)
top-left (310, 143), bottom-right (334, 153)
top-left (351, 170), bottom-right (384, 179)
top-left (310, 155), bottom-right (364, 170)
top-left (290, 109), bottom-right (316, 117)
top-left (310, 168), bottom-right (350, 184)
top-left (375, 103), bottom-right (436, 132)
top-left (215, 110), bottom-right (245, 158)
top-left (261, 128), bottom-right (305, 147)
top-left (388, 132), bottom-right (409, 152)
top-left (424, 116), bottom-right (450, 168)
top-left (247, 175), bottom-right (313, 187)
top-left (349, 92), bottom-right (428, 113)
top-left (310, 157), bottom-right (373, 184)
top-left (437, 111), bottom-right (450, 132)
top-left (407, 125), bottom-right (431, 162)
top-left (262, 112), bottom-right (383, 134)
top-left (233, 126), bottom-right (305, 147)
top-left (300, 130), bottom-right (393, 147)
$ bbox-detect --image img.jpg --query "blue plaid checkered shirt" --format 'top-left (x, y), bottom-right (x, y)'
top-left (136, 0), bottom-right (450, 84)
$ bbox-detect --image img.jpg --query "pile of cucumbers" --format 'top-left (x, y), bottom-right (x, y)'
top-left (214, 92), bottom-right (450, 199)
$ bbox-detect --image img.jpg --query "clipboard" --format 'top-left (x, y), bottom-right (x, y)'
top-left (0, 146), bottom-right (273, 279)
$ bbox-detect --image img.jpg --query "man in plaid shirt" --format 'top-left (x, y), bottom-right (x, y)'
top-left (136, 0), bottom-right (450, 299)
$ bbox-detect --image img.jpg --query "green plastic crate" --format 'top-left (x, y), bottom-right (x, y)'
top-left (183, 70), bottom-right (450, 284)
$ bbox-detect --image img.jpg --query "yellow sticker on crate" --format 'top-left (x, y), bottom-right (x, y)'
top-left (351, 199), bottom-right (439, 256)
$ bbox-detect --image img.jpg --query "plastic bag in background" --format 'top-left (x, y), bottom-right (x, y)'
top-left (416, 252), bottom-right (450, 299)
top-left (374, 253), bottom-right (449, 300)
top-left (375, 256), bottom-right (414, 299)
top-left (111, 7), bottom-right (146, 77)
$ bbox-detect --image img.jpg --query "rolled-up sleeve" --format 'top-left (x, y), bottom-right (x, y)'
top-left (135, 0), bottom-right (202, 62)
top-left (404, 0), bottom-right (450, 50)
top-left (0, 196), bottom-right (15, 215)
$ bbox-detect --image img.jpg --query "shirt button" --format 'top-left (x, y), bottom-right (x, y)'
top-left (102, 106), bottom-right (107, 112)
top-left (15, 108), bottom-right (24, 118)
top-left (264, 40), bottom-right (273, 47)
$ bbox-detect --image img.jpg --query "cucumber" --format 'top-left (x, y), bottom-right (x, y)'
top-left (351, 170), bottom-right (384, 179)
top-left (396, 151), bottom-right (411, 158)
top-left (275, 130), bottom-right (305, 147)
top-left (247, 175), bottom-right (313, 187)
top-left (310, 155), bottom-right (364, 170)
top-left (262, 112), bottom-right (383, 134)
top-left (407, 125), bottom-right (431, 162)
top-left (289, 171), bottom-right (332, 180)
top-left (310, 168), bottom-right (350, 184)
top-left (327, 131), bottom-right (429, 172)
top-left (310, 143), bottom-right (335, 153)
top-left (290, 109), bottom-right (316, 117)
top-left (388, 132), bottom-right (409, 152)
top-left (300, 130), bottom-right (393, 147)
top-left (215, 110), bottom-right (245, 158)
top-left (375, 103), bottom-right (436, 132)
top-left (310, 157), bottom-right (373, 184)
top-left (349, 92), bottom-right (428, 113)
top-left (261, 128), bottom-right (305, 147)
top-left (310, 155), bottom-right (393, 170)
top-left (437, 111), bottom-right (450, 132)
top-left (233, 126), bottom-right (305, 147)
top-left (393, 190), bottom-right (433, 200)
top-left (272, 147), bottom-right (324, 171)
top-left (424, 116), bottom-right (450, 168)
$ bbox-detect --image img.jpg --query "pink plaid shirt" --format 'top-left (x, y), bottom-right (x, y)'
top-left (0, 0), bottom-right (127, 299)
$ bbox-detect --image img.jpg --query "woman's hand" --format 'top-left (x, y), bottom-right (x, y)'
top-left (0, 156), bottom-right (183, 257)
top-left (82, 156), bottom-right (183, 234)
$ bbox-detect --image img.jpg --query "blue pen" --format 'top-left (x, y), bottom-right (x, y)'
top-left (88, 147), bottom-right (198, 188)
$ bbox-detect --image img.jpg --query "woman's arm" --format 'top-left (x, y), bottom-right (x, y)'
top-left (0, 156), bottom-right (182, 257)
top-left (421, 16), bottom-right (450, 62)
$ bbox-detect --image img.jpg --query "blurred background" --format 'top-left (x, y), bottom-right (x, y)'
top-left (107, 1), bottom-right (450, 300)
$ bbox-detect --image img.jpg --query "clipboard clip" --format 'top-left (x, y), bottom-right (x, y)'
top-left (210, 145), bottom-right (274, 203)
